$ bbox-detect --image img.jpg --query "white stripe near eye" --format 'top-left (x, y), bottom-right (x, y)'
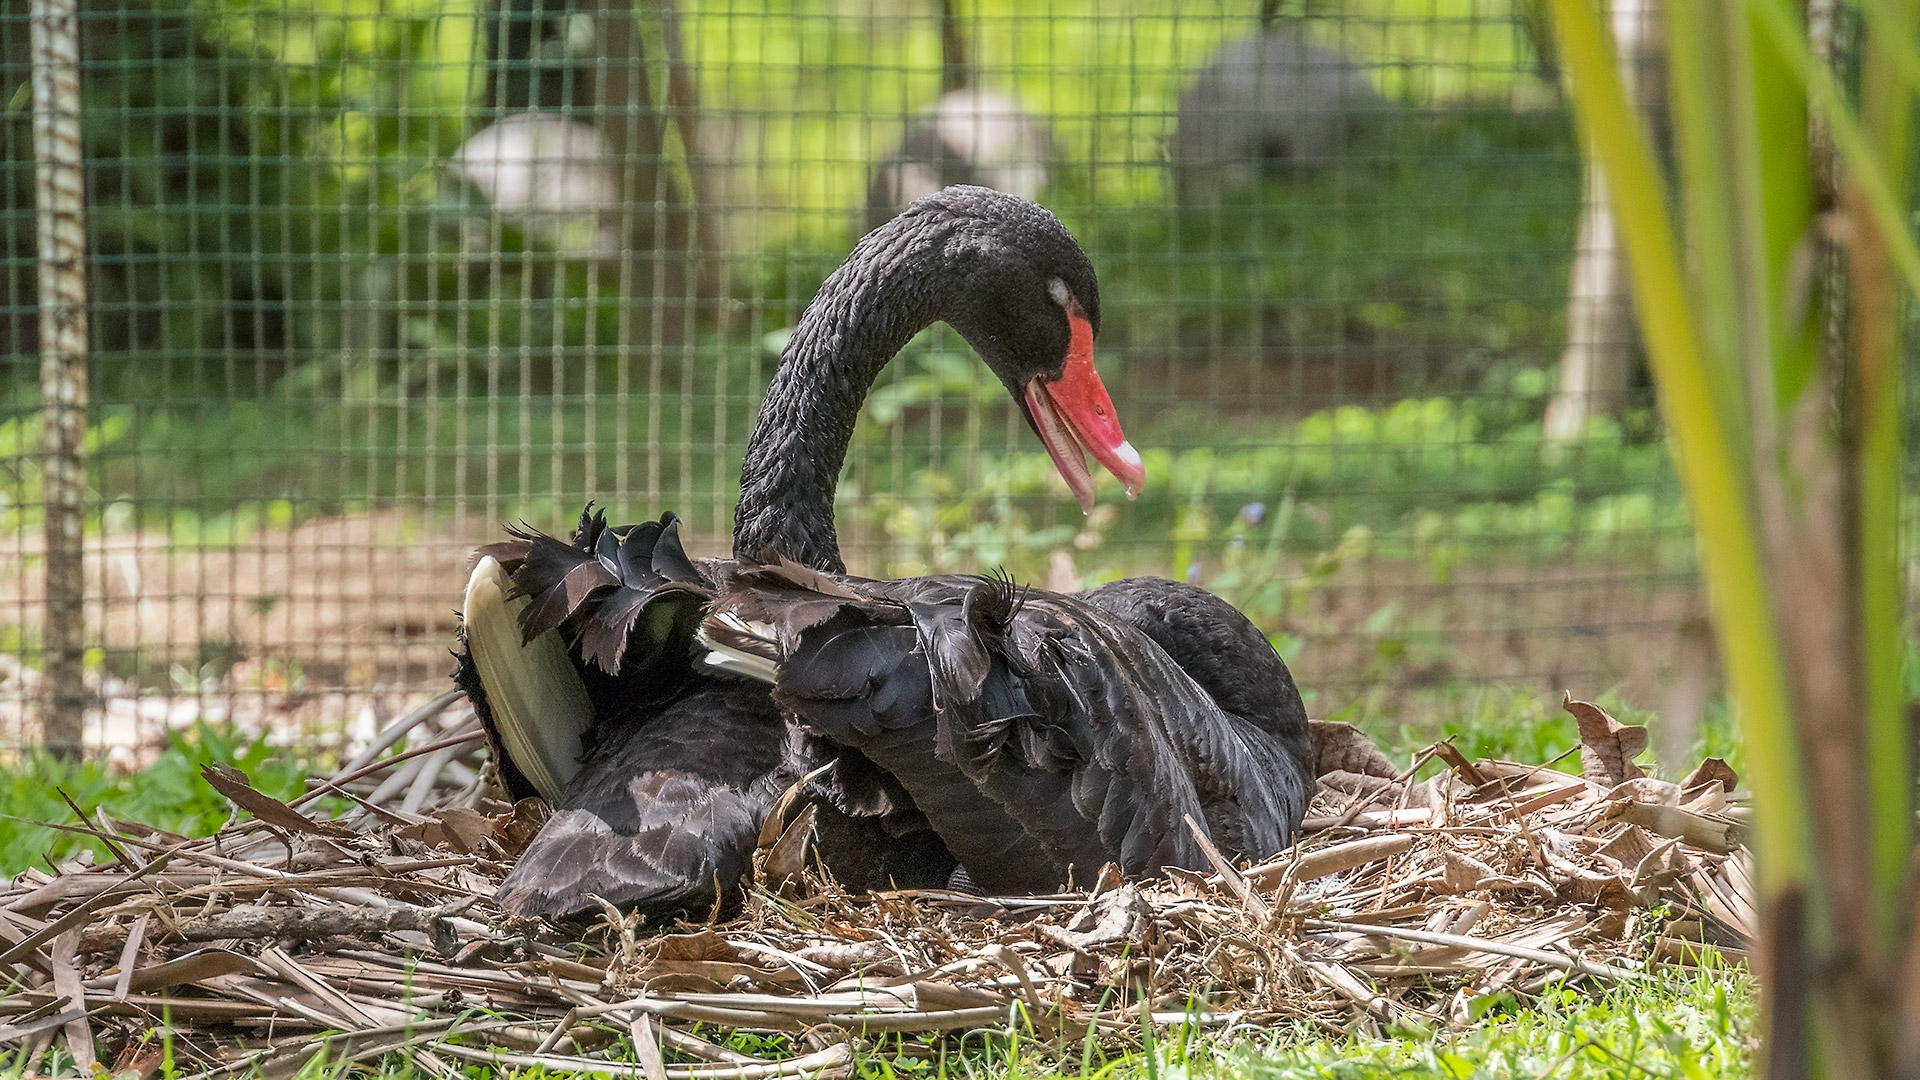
top-left (1047, 277), bottom-right (1070, 309)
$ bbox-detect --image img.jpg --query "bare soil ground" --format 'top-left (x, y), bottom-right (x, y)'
top-left (0, 511), bottom-right (1704, 758)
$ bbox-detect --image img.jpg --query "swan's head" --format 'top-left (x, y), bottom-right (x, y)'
top-left (910, 185), bottom-right (1145, 513)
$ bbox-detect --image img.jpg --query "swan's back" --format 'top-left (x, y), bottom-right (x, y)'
top-left (707, 562), bottom-right (1315, 890)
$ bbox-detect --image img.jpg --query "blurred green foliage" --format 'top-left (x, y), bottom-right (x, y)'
top-left (0, 724), bottom-right (332, 876)
top-left (6, 107), bottom-right (1592, 541)
top-left (686, 0), bottom-right (1551, 231)
top-left (849, 353), bottom-right (1685, 585)
top-left (1075, 107), bottom-right (1577, 359)
top-left (2, 0), bottom-right (1574, 520)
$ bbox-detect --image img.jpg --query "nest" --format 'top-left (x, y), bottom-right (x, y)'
top-left (1, 694), bottom-right (1752, 1078)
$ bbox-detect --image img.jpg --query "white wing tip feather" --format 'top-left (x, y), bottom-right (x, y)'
top-left (695, 619), bottom-right (781, 685)
top-left (464, 556), bottom-right (594, 804)
top-left (711, 611), bottom-right (776, 642)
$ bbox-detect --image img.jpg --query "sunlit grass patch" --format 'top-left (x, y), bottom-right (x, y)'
top-left (0, 724), bottom-right (336, 876)
top-left (2, 962), bottom-right (1750, 1079)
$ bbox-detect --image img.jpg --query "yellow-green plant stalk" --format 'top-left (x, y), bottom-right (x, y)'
top-left (1547, 0), bottom-right (1808, 894)
top-left (1550, 0), bottom-right (1915, 1074)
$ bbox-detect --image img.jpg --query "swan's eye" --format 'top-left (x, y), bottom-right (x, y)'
top-left (1047, 277), bottom-right (1071, 309)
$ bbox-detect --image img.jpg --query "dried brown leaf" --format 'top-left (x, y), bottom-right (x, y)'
top-left (1309, 721), bottom-right (1399, 779)
top-left (1438, 851), bottom-right (1553, 898)
top-left (761, 804), bottom-right (816, 893)
top-left (1248, 833), bottom-right (1416, 889)
top-left (1681, 758), bottom-right (1739, 795)
top-left (1595, 823), bottom-right (1659, 867)
top-left (51, 928), bottom-right (95, 1073)
top-left (200, 764), bottom-right (354, 838)
top-left (630, 1016), bottom-right (668, 1080)
top-left (635, 959), bottom-right (806, 990)
top-left (653, 930), bottom-right (742, 964)
top-left (497, 797), bottom-right (549, 855)
top-left (794, 941), bottom-right (896, 971)
top-left (1432, 742), bottom-right (1491, 787)
top-left (1442, 850), bottom-right (1497, 894)
top-left (109, 947), bottom-right (271, 993)
top-left (1316, 771), bottom-right (1397, 800)
top-left (1608, 802), bottom-right (1745, 855)
top-left (397, 807), bottom-right (496, 854)
top-left (1537, 846), bottom-right (1637, 909)
top-left (1039, 883), bottom-right (1150, 952)
top-left (438, 808), bottom-right (496, 853)
top-left (1564, 694), bottom-right (1648, 786)
top-left (1603, 777), bottom-right (1679, 805)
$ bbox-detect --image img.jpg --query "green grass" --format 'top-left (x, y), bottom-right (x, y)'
top-left (0, 724), bottom-right (335, 876)
top-left (2, 961), bottom-right (1754, 1079)
top-left (1352, 683), bottom-right (1740, 775)
top-left (1167, 966), bottom-right (1751, 1079)
top-left (1, 724), bottom-right (1752, 1078)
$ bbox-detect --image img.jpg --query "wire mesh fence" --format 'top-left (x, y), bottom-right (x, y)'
top-left (1, 0), bottom-right (1704, 757)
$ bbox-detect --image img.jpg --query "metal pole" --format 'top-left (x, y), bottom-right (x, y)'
top-left (32, 0), bottom-right (89, 757)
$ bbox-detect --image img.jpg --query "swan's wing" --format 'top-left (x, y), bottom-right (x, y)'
top-left (771, 610), bottom-right (1065, 893)
top-left (1077, 578), bottom-right (1316, 856)
top-left (944, 592), bottom-right (1217, 877)
top-left (495, 681), bottom-right (791, 920)
top-left (928, 581), bottom-right (1310, 870)
top-left (1077, 578), bottom-right (1312, 748)
top-left (708, 567), bottom-right (1201, 886)
top-left (710, 563), bottom-right (1306, 887)
top-left (797, 735), bottom-right (959, 893)
top-left (497, 508), bottom-right (714, 675)
top-left (457, 556), bottom-right (595, 805)
top-left (469, 534), bottom-right (956, 915)
top-left (711, 565), bottom-right (1062, 893)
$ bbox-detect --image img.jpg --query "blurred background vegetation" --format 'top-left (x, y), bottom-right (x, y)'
top-left (0, 0), bottom-right (1783, 755)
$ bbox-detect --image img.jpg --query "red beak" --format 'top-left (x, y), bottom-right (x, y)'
top-left (1023, 303), bottom-right (1145, 513)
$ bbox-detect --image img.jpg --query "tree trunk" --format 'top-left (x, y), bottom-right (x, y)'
top-left (586, 0), bottom-right (695, 336)
top-left (656, 0), bottom-right (723, 303)
top-left (1544, 0), bottom-right (1660, 441)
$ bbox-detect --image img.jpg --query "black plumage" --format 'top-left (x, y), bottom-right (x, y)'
top-left (706, 565), bottom-right (1314, 893)
top-left (453, 185), bottom-right (1312, 920)
top-left (458, 510), bottom-right (953, 918)
top-left (731, 187), bottom-right (1100, 573)
top-left (495, 680), bottom-right (794, 917)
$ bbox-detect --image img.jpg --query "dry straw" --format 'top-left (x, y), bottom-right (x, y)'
top-left (1, 695), bottom-right (1750, 1077)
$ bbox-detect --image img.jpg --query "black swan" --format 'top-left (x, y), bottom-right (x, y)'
top-left (454, 186), bottom-right (1313, 918)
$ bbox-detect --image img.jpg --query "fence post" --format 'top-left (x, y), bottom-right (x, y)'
top-left (31, 0), bottom-right (89, 757)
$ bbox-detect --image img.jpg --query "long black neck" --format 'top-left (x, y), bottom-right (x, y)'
top-left (733, 219), bottom-right (956, 573)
